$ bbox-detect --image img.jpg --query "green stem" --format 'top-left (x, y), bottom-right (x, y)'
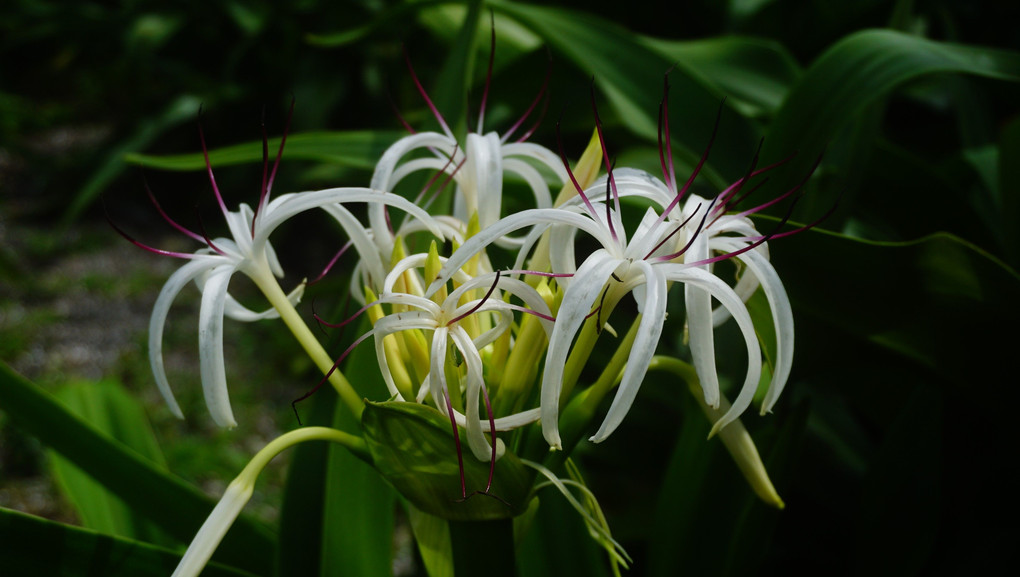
top-left (251, 268), bottom-right (365, 420)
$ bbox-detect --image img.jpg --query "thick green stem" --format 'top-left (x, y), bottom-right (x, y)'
top-left (251, 268), bottom-right (365, 420)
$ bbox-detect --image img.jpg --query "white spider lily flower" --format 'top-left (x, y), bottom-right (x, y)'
top-left (144, 188), bottom-right (442, 428)
top-left (127, 117), bottom-right (445, 428)
top-left (366, 253), bottom-right (554, 462)
top-left (366, 48), bottom-right (567, 255)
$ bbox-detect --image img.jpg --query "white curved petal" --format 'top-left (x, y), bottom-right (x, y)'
top-left (450, 327), bottom-right (503, 462)
top-left (427, 208), bottom-right (607, 298)
top-left (684, 231), bottom-right (720, 408)
top-left (198, 264), bottom-right (239, 428)
top-left (254, 188), bottom-right (445, 257)
top-left (589, 261), bottom-right (666, 443)
top-left (150, 258), bottom-right (223, 419)
top-left (370, 132), bottom-right (457, 239)
top-left (372, 312), bottom-right (436, 399)
top-left (714, 239), bottom-right (794, 414)
top-left (540, 251), bottom-right (621, 449)
top-left (663, 266), bottom-right (762, 436)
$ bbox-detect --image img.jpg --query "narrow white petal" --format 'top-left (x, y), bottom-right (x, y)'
top-left (198, 265), bottom-right (239, 428)
top-left (684, 232), bottom-right (720, 408)
top-left (450, 327), bottom-right (502, 462)
top-left (589, 261), bottom-right (666, 443)
top-left (150, 258), bottom-right (223, 419)
top-left (540, 251), bottom-right (621, 449)
top-left (427, 208), bottom-right (604, 298)
top-left (664, 266), bottom-right (763, 436)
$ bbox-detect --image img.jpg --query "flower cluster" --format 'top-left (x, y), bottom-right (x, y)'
top-left (134, 59), bottom-right (813, 577)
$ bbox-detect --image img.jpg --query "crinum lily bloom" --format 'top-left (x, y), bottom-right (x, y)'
top-left (364, 252), bottom-right (554, 463)
top-left (365, 44), bottom-right (568, 264)
top-left (125, 117), bottom-right (443, 427)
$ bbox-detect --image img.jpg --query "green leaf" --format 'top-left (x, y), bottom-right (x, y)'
top-left (361, 401), bottom-right (532, 521)
top-left (320, 336), bottom-right (397, 576)
top-left (406, 504), bottom-right (453, 577)
top-left (490, 0), bottom-right (761, 184)
top-left (0, 507), bottom-right (257, 577)
top-left (275, 390), bottom-right (336, 577)
top-left (762, 30), bottom-right (1020, 222)
top-left (0, 363), bottom-right (276, 573)
top-left (640, 36), bottom-right (801, 118)
top-left (124, 130), bottom-right (406, 172)
top-left (515, 494), bottom-right (611, 577)
top-left (48, 379), bottom-right (169, 545)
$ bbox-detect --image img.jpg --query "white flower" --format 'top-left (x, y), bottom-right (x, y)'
top-left (366, 253), bottom-right (554, 462)
top-left (133, 129), bottom-right (444, 427)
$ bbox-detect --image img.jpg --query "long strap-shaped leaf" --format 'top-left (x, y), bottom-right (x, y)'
top-left (0, 507), bottom-right (259, 577)
top-left (763, 29), bottom-right (1020, 220)
top-left (0, 363), bottom-right (276, 573)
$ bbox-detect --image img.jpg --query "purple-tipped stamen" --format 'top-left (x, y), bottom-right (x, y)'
top-left (309, 239), bottom-right (354, 286)
top-left (555, 119), bottom-right (599, 220)
top-left (404, 46), bottom-right (454, 140)
top-left (644, 202), bottom-right (703, 261)
top-left (449, 271), bottom-right (502, 325)
top-left (502, 51), bottom-right (552, 144)
top-left (475, 15), bottom-right (497, 135)
top-left (252, 98), bottom-right (294, 236)
top-left (105, 203), bottom-right (198, 260)
top-left (198, 117), bottom-right (230, 218)
top-left (143, 176), bottom-right (205, 244)
top-left (442, 386), bottom-right (469, 499)
top-left (291, 329), bottom-right (374, 425)
top-left (590, 86), bottom-right (620, 241)
top-left (193, 206), bottom-right (228, 257)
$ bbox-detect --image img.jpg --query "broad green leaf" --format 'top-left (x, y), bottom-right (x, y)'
top-left (48, 379), bottom-right (169, 545)
top-left (0, 507), bottom-right (256, 577)
top-left (0, 363), bottom-right (276, 573)
top-left (275, 390), bottom-right (336, 577)
top-left (640, 36), bottom-right (801, 118)
top-left (407, 504), bottom-right (453, 577)
top-left (320, 335), bottom-right (397, 577)
top-left (762, 29), bottom-right (1020, 222)
top-left (490, 0), bottom-right (761, 184)
top-left (516, 494), bottom-right (611, 577)
top-left (124, 130), bottom-right (405, 171)
top-left (361, 401), bottom-right (532, 521)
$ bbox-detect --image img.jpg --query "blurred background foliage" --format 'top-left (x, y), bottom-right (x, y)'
top-left (1, 0), bottom-right (1019, 575)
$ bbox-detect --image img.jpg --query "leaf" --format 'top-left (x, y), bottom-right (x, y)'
top-left (47, 380), bottom-right (170, 545)
top-left (640, 36), bottom-right (801, 118)
top-left (406, 503), bottom-right (453, 577)
top-left (361, 401), bottom-right (532, 521)
top-left (490, 0), bottom-right (761, 184)
top-left (515, 493), bottom-right (611, 577)
top-left (0, 507), bottom-right (257, 577)
top-left (319, 335), bottom-right (397, 576)
top-left (761, 29), bottom-right (1020, 222)
top-left (0, 363), bottom-right (276, 573)
top-left (124, 130), bottom-right (406, 171)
